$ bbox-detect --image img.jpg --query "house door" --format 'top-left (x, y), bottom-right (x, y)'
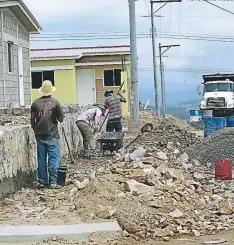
top-left (77, 69), bottom-right (96, 106)
top-left (18, 46), bottom-right (24, 106)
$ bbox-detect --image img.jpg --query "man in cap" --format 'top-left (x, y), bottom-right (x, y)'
top-left (104, 90), bottom-right (126, 133)
top-left (31, 80), bottom-right (64, 189)
top-left (76, 106), bottom-right (105, 158)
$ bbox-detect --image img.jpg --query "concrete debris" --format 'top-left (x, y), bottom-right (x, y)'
top-left (165, 168), bottom-right (184, 181)
top-left (169, 209), bottom-right (184, 218)
top-left (95, 205), bottom-right (117, 219)
top-left (219, 201), bottom-right (233, 215)
top-left (2, 111), bottom-right (234, 243)
top-left (75, 178), bottom-right (90, 190)
top-left (157, 151), bottom-right (168, 161)
top-left (124, 179), bottom-right (153, 195)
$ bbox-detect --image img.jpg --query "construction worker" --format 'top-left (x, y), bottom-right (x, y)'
top-left (76, 106), bottom-right (105, 158)
top-left (104, 90), bottom-right (126, 133)
top-left (31, 80), bottom-right (64, 189)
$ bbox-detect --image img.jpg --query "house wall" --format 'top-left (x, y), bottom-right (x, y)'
top-left (31, 60), bottom-right (77, 105)
top-left (31, 57), bottom-right (131, 116)
top-left (76, 64), bottom-right (131, 116)
top-left (0, 10), bottom-right (30, 108)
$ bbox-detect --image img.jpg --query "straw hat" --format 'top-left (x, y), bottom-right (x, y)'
top-left (38, 80), bottom-right (56, 96)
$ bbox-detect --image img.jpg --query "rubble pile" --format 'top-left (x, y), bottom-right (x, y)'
top-left (1, 112), bottom-right (233, 242)
top-left (186, 127), bottom-right (234, 166)
top-left (127, 118), bottom-right (200, 153)
top-left (2, 148), bottom-right (234, 241)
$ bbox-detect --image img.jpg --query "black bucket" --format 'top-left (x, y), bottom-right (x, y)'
top-left (57, 165), bottom-right (68, 186)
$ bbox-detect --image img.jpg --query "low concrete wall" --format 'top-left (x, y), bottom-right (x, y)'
top-left (0, 104), bottom-right (108, 198)
top-left (0, 117), bottom-right (83, 198)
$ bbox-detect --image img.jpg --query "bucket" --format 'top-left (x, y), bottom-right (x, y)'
top-left (226, 117), bottom-right (234, 127)
top-left (215, 159), bottom-right (232, 180)
top-left (203, 117), bottom-right (226, 137)
top-left (57, 165), bottom-right (68, 186)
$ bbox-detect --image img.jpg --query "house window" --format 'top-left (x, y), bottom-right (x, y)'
top-left (31, 71), bottom-right (55, 89)
top-left (7, 42), bottom-right (13, 73)
top-left (104, 69), bottom-right (121, 86)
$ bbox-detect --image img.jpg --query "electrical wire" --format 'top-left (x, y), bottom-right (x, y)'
top-left (30, 33), bottom-right (234, 43)
top-left (32, 30), bottom-right (234, 39)
top-left (202, 0), bottom-right (234, 15)
top-left (139, 67), bottom-right (233, 73)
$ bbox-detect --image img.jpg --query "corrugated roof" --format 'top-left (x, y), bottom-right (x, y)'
top-left (75, 59), bottom-right (131, 66)
top-left (31, 45), bottom-right (130, 60)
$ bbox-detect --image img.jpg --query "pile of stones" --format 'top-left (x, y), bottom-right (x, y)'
top-left (186, 127), bottom-right (234, 166)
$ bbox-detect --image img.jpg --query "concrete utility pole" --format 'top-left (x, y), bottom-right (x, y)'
top-left (149, 0), bottom-right (181, 117)
top-left (162, 63), bottom-right (166, 114)
top-left (128, 0), bottom-right (140, 131)
top-left (150, 1), bottom-right (160, 116)
top-left (159, 43), bottom-right (180, 118)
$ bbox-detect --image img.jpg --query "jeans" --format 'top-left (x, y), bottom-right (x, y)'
top-left (106, 119), bottom-right (123, 148)
top-left (37, 138), bottom-right (60, 185)
top-left (106, 119), bottom-right (122, 132)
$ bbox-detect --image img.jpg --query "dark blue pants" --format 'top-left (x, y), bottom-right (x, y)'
top-left (106, 119), bottom-right (123, 148)
top-left (106, 119), bottom-right (122, 132)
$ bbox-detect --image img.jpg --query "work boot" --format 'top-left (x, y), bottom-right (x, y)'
top-left (49, 184), bottom-right (61, 189)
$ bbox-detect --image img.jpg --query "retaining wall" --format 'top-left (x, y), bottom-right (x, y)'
top-left (0, 118), bottom-right (84, 198)
top-left (0, 104), bottom-right (108, 198)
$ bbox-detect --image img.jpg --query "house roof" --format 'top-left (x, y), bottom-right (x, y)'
top-left (0, 0), bottom-right (42, 33)
top-left (75, 59), bottom-right (131, 67)
top-left (31, 45), bottom-right (130, 61)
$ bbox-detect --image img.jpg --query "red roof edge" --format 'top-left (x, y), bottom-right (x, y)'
top-left (31, 45), bottom-right (130, 52)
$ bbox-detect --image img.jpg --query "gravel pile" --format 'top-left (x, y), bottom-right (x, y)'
top-left (128, 119), bottom-right (199, 153)
top-left (186, 127), bottom-right (234, 165)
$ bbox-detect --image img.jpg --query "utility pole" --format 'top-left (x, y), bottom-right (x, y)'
top-left (128, 0), bottom-right (140, 132)
top-left (162, 63), bottom-right (166, 114)
top-left (149, 0), bottom-right (181, 117)
top-left (150, 1), bottom-right (160, 116)
top-left (159, 43), bottom-right (180, 118)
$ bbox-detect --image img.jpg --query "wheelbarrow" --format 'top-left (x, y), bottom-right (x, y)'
top-left (97, 132), bottom-right (124, 157)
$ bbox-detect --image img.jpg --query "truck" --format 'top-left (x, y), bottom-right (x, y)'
top-left (198, 73), bottom-right (234, 117)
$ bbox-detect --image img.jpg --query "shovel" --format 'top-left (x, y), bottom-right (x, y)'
top-left (62, 127), bottom-right (74, 164)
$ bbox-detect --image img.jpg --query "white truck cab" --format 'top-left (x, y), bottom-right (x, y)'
top-left (198, 74), bottom-right (234, 116)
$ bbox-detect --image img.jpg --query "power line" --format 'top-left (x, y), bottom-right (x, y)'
top-left (30, 33), bottom-right (234, 43)
top-left (202, 0), bottom-right (234, 15)
top-left (32, 30), bottom-right (234, 39)
top-left (139, 67), bottom-right (233, 73)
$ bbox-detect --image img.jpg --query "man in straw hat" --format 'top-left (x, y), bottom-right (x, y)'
top-left (31, 80), bottom-right (64, 189)
top-left (75, 106), bottom-right (105, 158)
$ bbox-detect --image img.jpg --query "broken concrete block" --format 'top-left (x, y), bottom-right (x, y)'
top-left (75, 179), bottom-right (89, 190)
top-left (193, 172), bottom-right (205, 180)
top-left (153, 228), bottom-right (171, 237)
top-left (145, 199), bottom-right (163, 208)
top-left (95, 206), bottom-right (116, 219)
top-left (157, 164), bottom-right (168, 175)
top-left (219, 201), bottom-right (233, 215)
top-left (117, 217), bottom-right (139, 234)
top-left (124, 179), bottom-right (153, 195)
top-left (157, 151), bottom-right (168, 161)
top-left (169, 209), bottom-right (184, 218)
top-left (165, 168), bottom-right (184, 181)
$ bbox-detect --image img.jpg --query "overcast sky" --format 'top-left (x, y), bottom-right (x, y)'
top-left (25, 0), bottom-right (234, 105)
